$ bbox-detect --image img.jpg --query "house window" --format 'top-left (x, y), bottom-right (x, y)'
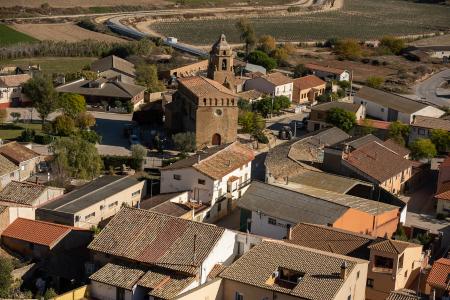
top-left (85, 212), bottom-right (95, 220)
top-left (418, 128), bottom-right (426, 136)
top-left (173, 174), bottom-right (181, 180)
top-left (132, 190), bottom-right (141, 197)
top-left (100, 205), bottom-right (104, 210)
top-left (235, 292), bottom-right (244, 300)
top-left (75, 216), bottom-right (80, 222)
top-left (268, 218), bottom-right (277, 225)
top-left (198, 179), bottom-right (205, 185)
top-left (398, 254), bottom-right (404, 269)
top-left (218, 202), bottom-right (222, 212)
top-left (108, 201), bottom-right (118, 208)
top-left (404, 270), bottom-right (408, 278)
top-left (374, 256), bottom-right (394, 269)
top-left (381, 108), bottom-right (384, 112)
top-left (366, 278), bottom-right (374, 288)
top-left (357, 271), bottom-right (360, 279)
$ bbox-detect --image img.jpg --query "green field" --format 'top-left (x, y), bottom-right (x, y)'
top-left (0, 57), bottom-right (97, 75)
top-left (151, 0), bottom-right (450, 44)
top-left (0, 24), bottom-right (38, 46)
top-left (0, 123), bottom-right (42, 140)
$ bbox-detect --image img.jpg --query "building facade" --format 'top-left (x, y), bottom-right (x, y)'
top-left (0, 74), bottom-right (31, 109)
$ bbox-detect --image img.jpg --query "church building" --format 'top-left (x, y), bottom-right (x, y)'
top-left (165, 34), bottom-right (239, 149)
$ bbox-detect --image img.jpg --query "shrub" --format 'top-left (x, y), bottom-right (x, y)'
top-left (380, 36), bottom-right (406, 55)
top-left (254, 131), bottom-right (269, 144)
top-left (18, 129), bottom-right (36, 142)
top-left (366, 76), bottom-right (385, 89)
top-left (34, 134), bottom-right (53, 145)
top-left (79, 130), bottom-right (102, 144)
top-left (173, 132), bottom-right (196, 153)
top-left (247, 50), bottom-right (277, 71)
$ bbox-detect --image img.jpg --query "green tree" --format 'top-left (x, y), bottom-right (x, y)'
top-left (247, 50), bottom-right (277, 71)
top-left (131, 144), bottom-right (147, 171)
top-left (52, 115), bottom-right (76, 136)
top-left (235, 18), bottom-right (257, 55)
top-left (380, 36), bottom-right (405, 55)
top-left (388, 121), bottom-right (410, 145)
top-left (326, 107), bottom-right (357, 132)
top-left (135, 63), bottom-right (165, 93)
top-left (366, 76), bottom-right (385, 89)
top-left (76, 112), bottom-right (96, 130)
top-left (410, 138), bottom-right (437, 160)
top-left (334, 39), bottom-right (363, 60)
top-left (51, 136), bottom-right (103, 182)
top-left (10, 112), bottom-right (21, 123)
top-left (173, 132), bottom-right (196, 153)
top-left (238, 111), bottom-right (265, 134)
top-left (22, 77), bottom-right (58, 123)
top-left (258, 35), bottom-right (276, 54)
top-left (238, 99), bottom-right (252, 111)
top-left (0, 109), bottom-right (7, 125)
top-left (0, 257), bottom-right (13, 298)
top-left (293, 64), bottom-right (309, 78)
top-left (58, 93), bottom-right (86, 118)
top-left (271, 47), bottom-right (289, 64)
top-left (430, 129), bottom-right (450, 153)
top-left (273, 95), bottom-right (291, 111)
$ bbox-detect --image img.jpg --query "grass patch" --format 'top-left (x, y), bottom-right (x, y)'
top-left (0, 57), bottom-right (97, 75)
top-left (0, 122), bottom-right (42, 140)
top-left (0, 24), bottom-right (38, 46)
top-left (152, 0), bottom-right (450, 44)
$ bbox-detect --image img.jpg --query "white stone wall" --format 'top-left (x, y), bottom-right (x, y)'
top-left (250, 211), bottom-right (294, 239)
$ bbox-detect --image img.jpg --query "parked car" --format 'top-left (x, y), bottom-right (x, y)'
top-left (37, 161), bottom-right (50, 173)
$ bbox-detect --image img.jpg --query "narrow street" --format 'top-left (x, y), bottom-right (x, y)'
top-left (413, 68), bottom-right (450, 108)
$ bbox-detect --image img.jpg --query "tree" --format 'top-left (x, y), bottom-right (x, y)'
top-left (10, 112), bottom-right (21, 123)
top-left (238, 111), bottom-right (265, 134)
top-left (52, 115), bottom-right (76, 136)
top-left (0, 109), bottom-right (7, 125)
top-left (334, 39), bottom-right (363, 60)
top-left (366, 76), bottom-right (385, 89)
top-left (410, 138), bottom-right (437, 160)
top-left (22, 77), bottom-right (58, 123)
top-left (58, 93), bottom-right (86, 118)
top-left (271, 47), bottom-right (289, 64)
top-left (247, 50), bottom-right (277, 71)
top-left (430, 129), bottom-right (450, 153)
top-left (380, 36), bottom-right (405, 55)
top-left (282, 42), bottom-right (296, 55)
top-left (76, 112), bottom-right (96, 130)
top-left (131, 144), bottom-right (147, 171)
top-left (51, 136), bottom-right (103, 183)
top-left (273, 95), bottom-right (291, 111)
top-left (173, 132), bottom-right (196, 153)
top-left (258, 35), bottom-right (276, 54)
top-left (253, 96), bottom-right (290, 117)
top-left (326, 107), bottom-right (357, 132)
top-left (293, 64), bottom-right (309, 78)
top-left (135, 63), bottom-right (165, 93)
top-left (388, 121), bottom-right (410, 145)
top-left (44, 288), bottom-right (58, 300)
top-left (235, 18), bottom-right (257, 55)
top-left (0, 257), bottom-right (13, 298)
top-left (237, 99), bottom-right (252, 111)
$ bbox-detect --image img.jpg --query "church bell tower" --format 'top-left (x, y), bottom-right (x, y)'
top-left (207, 34), bottom-right (235, 90)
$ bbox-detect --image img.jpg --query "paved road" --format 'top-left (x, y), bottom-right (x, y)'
top-left (414, 68), bottom-right (450, 108)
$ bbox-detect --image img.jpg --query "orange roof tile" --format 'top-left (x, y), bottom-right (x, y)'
top-left (436, 181), bottom-right (450, 201)
top-left (1, 218), bottom-right (82, 248)
top-left (262, 72), bottom-right (293, 86)
top-left (426, 258), bottom-right (450, 291)
top-left (357, 119), bottom-right (391, 130)
top-left (178, 76), bottom-right (237, 99)
top-left (293, 75), bottom-right (325, 91)
top-left (0, 74), bottom-right (31, 87)
top-left (0, 142), bottom-right (39, 164)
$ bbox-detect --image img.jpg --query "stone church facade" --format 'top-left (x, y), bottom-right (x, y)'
top-left (165, 34), bottom-right (238, 149)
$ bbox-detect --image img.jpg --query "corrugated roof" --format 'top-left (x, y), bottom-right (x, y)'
top-left (426, 258), bottom-right (450, 291)
top-left (220, 240), bottom-right (366, 300)
top-left (38, 176), bottom-right (140, 214)
top-left (344, 141), bottom-right (412, 183)
top-left (1, 218), bottom-right (78, 248)
top-left (88, 208), bottom-right (225, 275)
top-left (0, 142), bottom-right (39, 164)
top-left (356, 86), bottom-right (429, 114)
top-left (238, 181), bottom-right (349, 225)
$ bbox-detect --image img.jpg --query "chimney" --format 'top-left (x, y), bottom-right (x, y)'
top-left (286, 224), bottom-right (292, 240)
top-left (340, 261), bottom-right (348, 280)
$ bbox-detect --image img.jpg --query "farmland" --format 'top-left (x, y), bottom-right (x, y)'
top-left (0, 25), bottom-right (37, 46)
top-left (150, 0), bottom-right (450, 44)
top-left (0, 57), bottom-right (97, 75)
top-left (0, 0), bottom-right (169, 7)
top-left (11, 23), bottom-right (126, 43)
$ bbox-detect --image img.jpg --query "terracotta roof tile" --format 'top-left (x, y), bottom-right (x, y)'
top-left (426, 258), bottom-right (450, 291)
top-left (262, 72), bottom-right (293, 86)
top-left (386, 289), bottom-right (420, 300)
top-left (178, 76), bottom-right (237, 99)
top-left (357, 119), bottom-right (391, 130)
top-left (220, 240), bottom-right (366, 300)
top-left (0, 142), bottom-right (39, 164)
top-left (344, 141), bottom-right (412, 183)
top-left (304, 63), bottom-right (346, 75)
top-left (88, 208), bottom-right (225, 275)
top-left (293, 75), bottom-right (325, 91)
top-left (139, 270), bottom-right (195, 299)
top-left (207, 263), bottom-right (226, 280)
top-left (90, 263), bottom-right (145, 290)
top-left (0, 154), bottom-right (19, 177)
top-left (0, 181), bottom-right (47, 205)
top-left (412, 115), bottom-right (450, 131)
top-left (436, 181), bottom-right (450, 201)
top-left (367, 239), bottom-right (417, 254)
top-left (1, 218), bottom-right (79, 248)
top-left (383, 139), bottom-right (411, 157)
top-left (0, 74), bottom-right (31, 87)
top-left (193, 142), bottom-right (254, 180)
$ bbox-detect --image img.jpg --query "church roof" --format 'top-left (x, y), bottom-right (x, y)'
top-left (178, 76), bottom-right (237, 99)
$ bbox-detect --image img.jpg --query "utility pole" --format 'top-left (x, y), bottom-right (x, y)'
top-left (349, 69), bottom-right (354, 102)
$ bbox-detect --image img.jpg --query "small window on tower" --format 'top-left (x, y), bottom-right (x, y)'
top-left (222, 59), bottom-right (228, 70)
